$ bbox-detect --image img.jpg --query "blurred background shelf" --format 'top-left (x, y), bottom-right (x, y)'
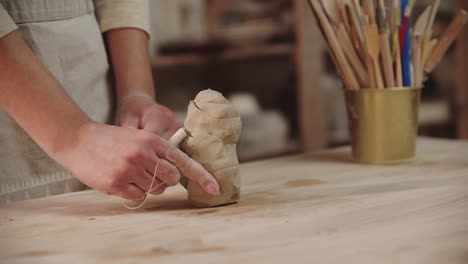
top-left (152, 43), bottom-right (294, 67)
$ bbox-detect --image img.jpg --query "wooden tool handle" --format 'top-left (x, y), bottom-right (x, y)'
top-left (365, 24), bottom-right (384, 89)
top-left (308, 0), bottom-right (360, 90)
top-left (423, 38), bottom-right (438, 67)
top-left (412, 34), bottom-right (423, 87)
top-left (337, 24), bottom-right (369, 87)
top-left (424, 0), bottom-right (441, 39)
top-left (425, 10), bottom-right (468, 73)
top-left (346, 3), bottom-right (366, 61)
top-left (394, 45), bottom-right (403, 87)
top-left (374, 59), bottom-right (384, 89)
top-left (380, 34), bottom-right (396, 87)
top-left (169, 128), bottom-right (188, 146)
top-left (362, 0), bottom-right (376, 24)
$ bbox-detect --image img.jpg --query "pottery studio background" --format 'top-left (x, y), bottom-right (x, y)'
top-left (148, 0), bottom-right (467, 160)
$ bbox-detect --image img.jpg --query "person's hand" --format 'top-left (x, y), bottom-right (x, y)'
top-left (115, 93), bottom-right (181, 139)
top-left (52, 122), bottom-right (219, 200)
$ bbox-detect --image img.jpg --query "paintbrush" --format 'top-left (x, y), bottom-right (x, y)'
top-left (377, 0), bottom-right (396, 87)
top-left (425, 10), bottom-right (468, 73)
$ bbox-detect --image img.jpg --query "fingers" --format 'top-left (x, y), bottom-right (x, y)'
top-left (167, 147), bottom-right (219, 195)
top-left (130, 167), bottom-right (155, 191)
top-left (102, 128), bottom-right (219, 202)
top-left (141, 105), bottom-right (182, 139)
top-left (151, 138), bottom-right (219, 195)
top-left (128, 160), bottom-right (178, 197)
top-left (149, 183), bottom-right (167, 195)
top-left (142, 117), bottom-right (170, 136)
top-left (135, 149), bottom-right (181, 187)
top-left (116, 183), bottom-right (146, 201)
top-left (141, 107), bottom-right (172, 135)
top-left (156, 159), bottom-right (181, 186)
top-left (117, 182), bottom-right (165, 201)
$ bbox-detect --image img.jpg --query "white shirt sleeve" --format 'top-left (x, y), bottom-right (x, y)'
top-left (0, 5), bottom-right (18, 39)
top-left (94, 0), bottom-right (150, 36)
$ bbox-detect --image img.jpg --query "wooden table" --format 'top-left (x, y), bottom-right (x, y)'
top-left (1, 138), bottom-right (468, 264)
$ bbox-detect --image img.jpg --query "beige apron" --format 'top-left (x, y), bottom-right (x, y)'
top-left (0, 0), bottom-right (113, 203)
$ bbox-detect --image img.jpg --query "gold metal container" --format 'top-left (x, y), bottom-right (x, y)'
top-left (345, 87), bottom-right (422, 164)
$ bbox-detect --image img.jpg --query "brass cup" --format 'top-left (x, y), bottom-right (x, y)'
top-left (345, 87), bottom-right (422, 164)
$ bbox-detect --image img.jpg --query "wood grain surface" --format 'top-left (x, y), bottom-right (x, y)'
top-left (1, 138), bottom-right (468, 264)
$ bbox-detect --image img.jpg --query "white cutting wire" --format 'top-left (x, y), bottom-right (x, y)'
top-left (122, 159), bottom-right (165, 210)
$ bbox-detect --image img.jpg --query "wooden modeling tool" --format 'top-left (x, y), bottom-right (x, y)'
top-left (394, 42), bottom-right (403, 86)
top-left (422, 0), bottom-right (441, 57)
top-left (391, 0), bottom-right (403, 86)
top-left (321, 0), bottom-right (341, 25)
top-left (352, 0), bottom-right (361, 16)
top-left (411, 33), bottom-right (423, 87)
top-left (365, 23), bottom-right (385, 89)
top-left (411, 5), bottom-right (432, 86)
top-left (362, 0), bottom-right (376, 24)
top-left (338, 0), bottom-right (352, 34)
top-left (377, 0), bottom-right (396, 87)
top-left (308, 0), bottom-right (360, 90)
top-left (425, 10), bottom-right (468, 73)
top-left (309, 7), bottom-right (349, 89)
top-left (306, 0), bottom-right (466, 93)
top-left (414, 5), bottom-right (433, 36)
top-left (414, 5), bottom-right (432, 61)
top-left (360, 16), bottom-right (377, 88)
top-left (423, 38), bottom-right (438, 66)
top-left (337, 24), bottom-right (369, 87)
top-left (306, 0), bottom-right (343, 82)
top-left (346, 3), bottom-right (367, 61)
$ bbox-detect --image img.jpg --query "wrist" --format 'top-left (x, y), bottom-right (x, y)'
top-left (119, 91), bottom-right (154, 103)
top-left (117, 91), bottom-right (155, 107)
top-left (46, 118), bottom-right (95, 160)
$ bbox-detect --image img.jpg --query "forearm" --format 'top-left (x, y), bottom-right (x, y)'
top-left (0, 31), bottom-right (91, 155)
top-left (105, 28), bottom-right (155, 104)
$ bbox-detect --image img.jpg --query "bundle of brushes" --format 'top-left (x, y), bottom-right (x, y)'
top-left (307, 0), bottom-right (468, 90)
